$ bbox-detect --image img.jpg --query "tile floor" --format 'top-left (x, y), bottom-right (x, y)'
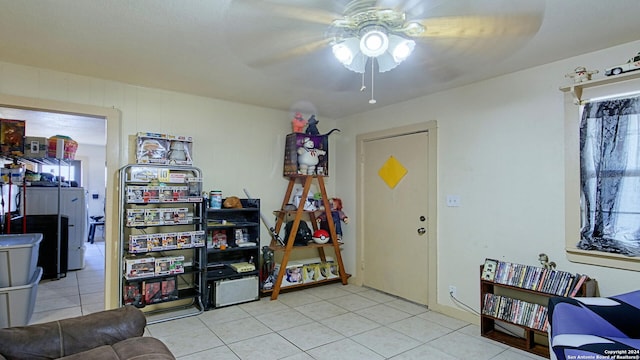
top-left (30, 238), bottom-right (546, 360)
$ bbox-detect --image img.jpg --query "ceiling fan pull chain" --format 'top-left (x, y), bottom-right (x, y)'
top-left (369, 59), bottom-right (376, 104)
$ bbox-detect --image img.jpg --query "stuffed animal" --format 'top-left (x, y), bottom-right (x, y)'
top-left (292, 112), bottom-right (307, 133)
top-left (317, 197), bottom-right (349, 242)
top-left (297, 137), bottom-right (326, 175)
top-left (565, 66), bottom-right (598, 83)
top-left (223, 196), bottom-right (243, 208)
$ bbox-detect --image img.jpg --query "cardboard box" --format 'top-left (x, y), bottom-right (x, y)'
top-left (0, 119), bottom-right (25, 157)
top-left (176, 232), bottom-right (193, 249)
top-left (274, 261), bottom-right (304, 287)
top-left (23, 136), bottom-right (47, 159)
top-left (283, 133), bottom-right (329, 176)
top-left (167, 135), bottom-right (193, 166)
top-left (128, 234), bottom-right (149, 253)
top-left (148, 233), bottom-right (164, 251)
top-left (162, 233), bottom-right (178, 249)
top-left (124, 257), bottom-right (155, 279)
top-left (126, 209), bottom-right (145, 226)
top-left (136, 132), bottom-right (169, 164)
top-left (191, 230), bottom-right (206, 247)
top-left (155, 256), bottom-right (184, 276)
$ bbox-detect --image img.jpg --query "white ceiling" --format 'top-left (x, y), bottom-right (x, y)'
top-left (0, 0), bottom-right (639, 145)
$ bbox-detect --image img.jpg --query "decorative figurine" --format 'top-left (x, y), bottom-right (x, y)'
top-left (261, 246), bottom-right (275, 290)
top-left (305, 115), bottom-right (321, 135)
top-left (305, 114), bottom-right (341, 137)
top-left (538, 253), bottom-right (556, 270)
top-left (317, 197), bottom-right (349, 242)
top-left (565, 66), bottom-right (598, 83)
top-left (605, 52), bottom-right (640, 76)
top-left (292, 112), bottom-right (307, 133)
top-left (297, 137), bottom-right (326, 175)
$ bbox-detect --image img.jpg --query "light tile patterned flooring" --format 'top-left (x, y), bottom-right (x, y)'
top-left (31, 239), bottom-right (546, 360)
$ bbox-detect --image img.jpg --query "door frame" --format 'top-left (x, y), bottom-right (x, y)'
top-left (0, 92), bottom-right (122, 309)
top-left (355, 121), bottom-right (438, 308)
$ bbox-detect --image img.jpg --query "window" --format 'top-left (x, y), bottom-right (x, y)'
top-left (39, 160), bottom-right (82, 186)
top-left (562, 71), bottom-right (640, 271)
top-left (579, 96), bottom-right (640, 256)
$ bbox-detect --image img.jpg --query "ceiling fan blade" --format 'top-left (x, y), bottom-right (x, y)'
top-left (248, 38), bottom-right (332, 68)
top-left (225, 0), bottom-right (342, 25)
top-left (415, 14), bottom-right (542, 39)
top-left (224, 1), bottom-right (352, 70)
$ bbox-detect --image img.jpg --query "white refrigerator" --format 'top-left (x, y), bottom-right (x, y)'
top-left (24, 187), bottom-right (88, 270)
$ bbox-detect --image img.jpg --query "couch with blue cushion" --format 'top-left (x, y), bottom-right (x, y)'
top-left (548, 290), bottom-right (640, 360)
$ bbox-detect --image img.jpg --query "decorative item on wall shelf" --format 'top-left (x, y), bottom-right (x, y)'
top-left (605, 52), bottom-right (640, 76)
top-left (47, 135), bottom-right (78, 160)
top-left (565, 66), bottom-right (599, 83)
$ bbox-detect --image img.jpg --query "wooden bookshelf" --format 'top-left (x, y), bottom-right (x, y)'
top-left (480, 261), bottom-right (597, 358)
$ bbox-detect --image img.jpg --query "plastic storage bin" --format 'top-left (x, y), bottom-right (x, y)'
top-left (0, 266), bottom-right (42, 328)
top-left (0, 233), bottom-right (43, 287)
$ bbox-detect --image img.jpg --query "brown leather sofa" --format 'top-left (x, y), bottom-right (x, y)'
top-left (0, 306), bottom-right (175, 360)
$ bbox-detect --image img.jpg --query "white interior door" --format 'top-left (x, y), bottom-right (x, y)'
top-left (361, 130), bottom-right (430, 304)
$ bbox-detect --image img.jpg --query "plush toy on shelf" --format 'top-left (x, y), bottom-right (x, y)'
top-left (297, 137), bottom-right (326, 175)
top-left (317, 197), bottom-right (349, 242)
top-left (565, 66), bottom-right (598, 83)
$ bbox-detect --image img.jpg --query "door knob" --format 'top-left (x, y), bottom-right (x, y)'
top-left (417, 227), bottom-right (426, 235)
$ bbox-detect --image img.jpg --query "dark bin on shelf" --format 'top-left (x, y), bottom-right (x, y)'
top-left (9, 215), bottom-right (68, 280)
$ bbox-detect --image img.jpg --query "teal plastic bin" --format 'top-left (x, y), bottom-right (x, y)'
top-left (0, 233), bottom-right (43, 287)
top-left (0, 267), bottom-right (42, 328)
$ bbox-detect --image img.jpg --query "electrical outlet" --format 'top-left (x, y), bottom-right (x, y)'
top-left (449, 285), bottom-right (457, 297)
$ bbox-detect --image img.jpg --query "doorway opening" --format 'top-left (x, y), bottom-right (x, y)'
top-left (0, 92), bottom-right (121, 310)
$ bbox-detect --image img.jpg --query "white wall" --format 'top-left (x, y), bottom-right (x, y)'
top-left (336, 40), bottom-right (640, 319)
top-left (76, 143), bottom-right (107, 218)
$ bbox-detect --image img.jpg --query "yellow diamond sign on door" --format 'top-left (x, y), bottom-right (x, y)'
top-left (378, 156), bottom-right (407, 189)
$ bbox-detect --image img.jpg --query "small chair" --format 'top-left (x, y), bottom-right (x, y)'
top-left (87, 215), bottom-right (105, 244)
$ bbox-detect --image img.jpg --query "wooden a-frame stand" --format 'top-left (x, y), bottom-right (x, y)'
top-left (267, 175), bottom-right (348, 300)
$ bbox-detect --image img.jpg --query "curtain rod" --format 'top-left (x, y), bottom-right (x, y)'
top-left (582, 90), bottom-right (640, 105)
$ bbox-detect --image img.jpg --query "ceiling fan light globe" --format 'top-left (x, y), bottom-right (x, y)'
top-left (376, 52), bottom-right (400, 72)
top-left (360, 29), bottom-right (389, 57)
top-left (391, 39), bottom-right (415, 62)
top-left (344, 53), bottom-right (367, 73)
top-left (332, 43), bottom-right (354, 65)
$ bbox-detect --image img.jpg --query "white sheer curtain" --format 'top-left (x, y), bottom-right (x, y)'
top-left (579, 96), bottom-right (640, 256)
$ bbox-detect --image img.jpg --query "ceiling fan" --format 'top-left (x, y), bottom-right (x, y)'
top-left (223, 0), bottom-right (544, 104)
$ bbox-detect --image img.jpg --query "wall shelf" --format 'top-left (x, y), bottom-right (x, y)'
top-left (559, 71), bottom-right (640, 104)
